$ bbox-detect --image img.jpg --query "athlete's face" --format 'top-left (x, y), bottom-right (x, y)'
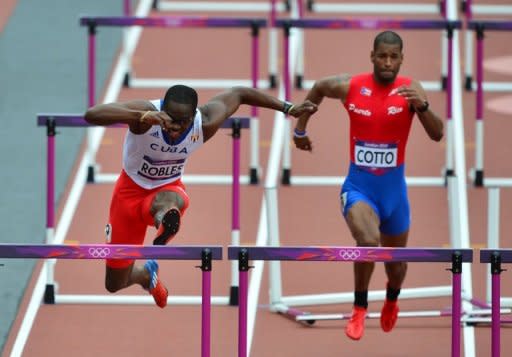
top-left (371, 42), bottom-right (403, 85)
top-left (162, 101), bottom-right (195, 140)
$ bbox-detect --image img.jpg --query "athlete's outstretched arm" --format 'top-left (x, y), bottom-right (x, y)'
top-left (294, 74), bottom-right (350, 152)
top-left (85, 99), bottom-right (194, 135)
top-left (398, 80), bottom-right (444, 142)
top-left (84, 100), bottom-right (164, 134)
top-left (84, 100), bottom-right (153, 125)
top-left (200, 86), bottom-right (317, 141)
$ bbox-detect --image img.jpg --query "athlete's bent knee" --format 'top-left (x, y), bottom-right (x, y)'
top-left (105, 278), bottom-right (124, 293)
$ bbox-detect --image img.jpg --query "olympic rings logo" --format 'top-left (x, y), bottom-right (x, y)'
top-left (88, 247), bottom-right (111, 258)
top-left (338, 249), bottom-right (361, 260)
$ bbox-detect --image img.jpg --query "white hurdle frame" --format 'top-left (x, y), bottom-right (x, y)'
top-left (292, 0), bottom-right (449, 90)
top-left (264, 1), bottom-right (478, 356)
top-left (83, 9), bottom-right (267, 185)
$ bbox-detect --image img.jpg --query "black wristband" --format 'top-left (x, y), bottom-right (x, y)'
top-left (283, 101), bottom-right (294, 114)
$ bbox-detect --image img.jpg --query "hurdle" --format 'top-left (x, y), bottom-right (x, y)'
top-left (276, 18), bottom-right (462, 186)
top-left (80, 15), bottom-right (267, 184)
top-left (305, 0), bottom-right (443, 14)
top-left (466, 21), bottom-right (512, 310)
top-left (151, 0), bottom-right (296, 89)
top-left (480, 249), bottom-right (512, 357)
top-left (263, 3), bottom-right (478, 355)
top-left (229, 246), bottom-right (473, 357)
top-left (1, 243), bottom-right (221, 357)
top-left (37, 114), bottom-right (248, 306)
top-left (462, 0), bottom-right (512, 90)
top-left (467, 20), bottom-right (512, 188)
top-left (293, 1), bottom-right (450, 91)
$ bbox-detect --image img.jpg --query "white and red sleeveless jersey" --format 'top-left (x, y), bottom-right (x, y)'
top-left (122, 99), bottom-right (204, 189)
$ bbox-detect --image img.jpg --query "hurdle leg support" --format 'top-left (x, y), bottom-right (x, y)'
top-left (491, 252), bottom-right (504, 357)
top-left (200, 248), bottom-right (213, 357)
top-left (238, 248), bottom-right (251, 357)
top-left (450, 251), bottom-right (463, 357)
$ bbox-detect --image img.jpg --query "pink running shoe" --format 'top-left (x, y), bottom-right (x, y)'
top-left (345, 306), bottom-right (367, 341)
top-left (144, 260), bottom-right (168, 308)
top-left (380, 299), bottom-right (399, 332)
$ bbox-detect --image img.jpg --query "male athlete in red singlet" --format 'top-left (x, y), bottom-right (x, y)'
top-left (85, 85), bottom-right (316, 308)
top-left (293, 31), bottom-right (443, 340)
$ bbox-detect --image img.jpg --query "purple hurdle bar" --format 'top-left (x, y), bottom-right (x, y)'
top-left (37, 114), bottom-right (250, 128)
top-left (229, 246), bottom-right (472, 357)
top-left (0, 244), bottom-right (221, 260)
top-left (481, 249), bottom-right (512, 357)
top-left (0, 244), bottom-right (221, 357)
top-left (467, 20), bottom-right (512, 186)
top-left (275, 18), bottom-right (462, 30)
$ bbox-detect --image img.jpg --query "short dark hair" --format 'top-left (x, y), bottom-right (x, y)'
top-left (373, 31), bottom-right (403, 51)
top-left (163, 85), bottom-right (198, 109)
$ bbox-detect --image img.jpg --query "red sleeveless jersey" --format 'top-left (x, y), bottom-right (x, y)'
top-left (343, 73), bottom-right (414, 174)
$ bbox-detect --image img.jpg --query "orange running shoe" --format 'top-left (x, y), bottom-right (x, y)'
top-left (345, 306), bottom-right (367, 340)
top-left (153, 208), bottom-right (181, 246)
top-left (380, 299), bottom-right (399, 332)
top-left (144, 260), bottom-right (168, 308)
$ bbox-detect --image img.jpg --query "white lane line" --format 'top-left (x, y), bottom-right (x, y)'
top-left (8, 1), bottom-right (153, 356)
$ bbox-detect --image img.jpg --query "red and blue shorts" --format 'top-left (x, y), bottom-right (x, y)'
top-left (106, 170), bottom-right (189, 268)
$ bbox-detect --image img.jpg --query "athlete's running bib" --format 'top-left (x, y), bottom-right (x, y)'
top-left (137, 156), bottom-right (185, 180)
top-left (354, 141), bottom-right (397, 168)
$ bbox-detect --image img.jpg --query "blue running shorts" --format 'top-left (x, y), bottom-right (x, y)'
top-left (340, 162), bottom-right (410, 236)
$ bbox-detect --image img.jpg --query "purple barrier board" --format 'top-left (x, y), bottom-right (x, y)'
top-left (481, 249), bottom-right (512, 263)
top-left (228, 246), bottom-right (472, 262)
top-left (0, 244), bottom-right (222, 260)
top-left (468, 21), bottom-right (512, 31)
top-left (37, 114), bottom-right (250, 129)
top-left (80, 16), bottom-right (267, 28)
top-left (275, 19), bottom-right (462, 30)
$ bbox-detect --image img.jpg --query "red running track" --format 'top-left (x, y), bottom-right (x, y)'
top-left (4, 0), bottom-right (512, 356)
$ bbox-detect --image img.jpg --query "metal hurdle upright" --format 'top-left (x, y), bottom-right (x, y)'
top-left (37, 114), bottom-right (248, 306)
top-left (229, 246), bottom-right (473, 357)
top-left (80, 15), bottom-right (267, 184)
top-left (1, 243), bottom-right (222, 357)
top-left (480, 249), bottom-right (512, 357)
